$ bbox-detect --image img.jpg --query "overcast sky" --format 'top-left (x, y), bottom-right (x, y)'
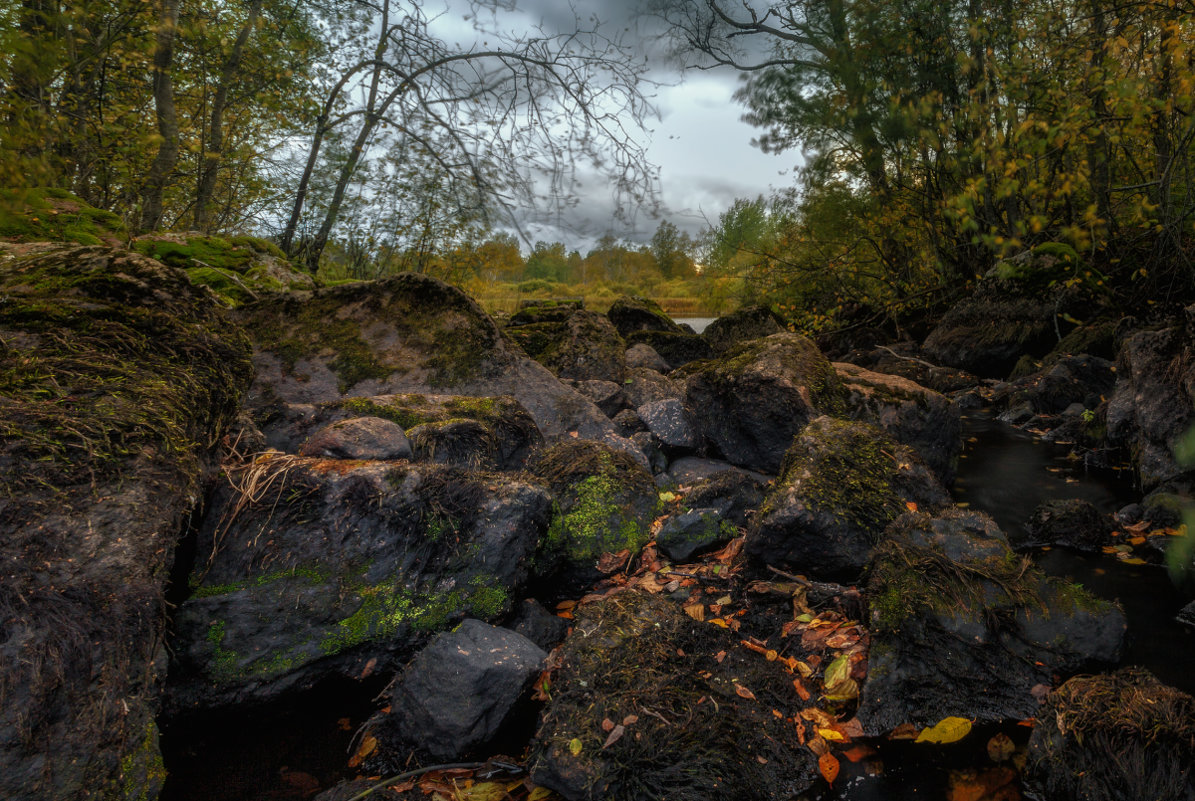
top-left (429, 0), bottom-right (800, 250)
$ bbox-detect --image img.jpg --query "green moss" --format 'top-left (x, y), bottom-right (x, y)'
top-left (109, 719), bottom-right (166, 801)
top-left (778, 418), bottom-right (907, 534)
top-left (544, 472), bottom-right (652, 561)
top-left (190, 564), bottom-right (327, 599)
top-left (0, 187), bottom-right (127, 244)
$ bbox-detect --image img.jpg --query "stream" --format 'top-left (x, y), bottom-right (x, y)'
top-left (160, 410), bottom-right (1195, 801)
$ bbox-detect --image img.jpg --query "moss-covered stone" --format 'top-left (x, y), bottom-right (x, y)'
top-left (0, 187), bottom-right (127, 245)
top-left (624, 329), bottom-right (712, 369)
top-left (0, 245), bottom-right (252, 799)
top-left (858, 509), bottom-right (1125, 735)
top-left (606, 294), bottom-right (682, 338)
top-left (530, 440), bottom-right (660, 585)
top-left (747, 416), bottom-right (951, 579)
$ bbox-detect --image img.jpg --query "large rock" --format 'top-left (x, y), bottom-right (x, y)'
top-left (702, 305), bottom-right (785, 354)
top-left (1106, 321), bottom-right (1195, 491)
top-left (165, 458), bottom-right (552, 713)
top-left (922, 249), bottom-right (1091, 378)
top-left (261, 392), bottom-right (542, 470)
top-left (528, 592), bottom-right (816, 801)
top-left (1024, 668), bottom-right (1195, 801)
top-left (134, 233), bottom-right (314, 306)
top-left (625, 329), bottom-right (713, 369)
top-left (859, 509), bottom-right (1126, 736)
top-left (621, 367), bottom-right (683, 409)
top-left (834, 362), bottom-right (962, 484)
top-left (0, 245), bottom-right (252, 800)
top-left (994, 353), bottom-right (1116, 418)
top-left (374, 619), bottom-right (547, 761)
top-left (299, 416), bottom-right (413, 461)
top-left (234, 274), bottom-right (639, 458)
top-left (747, 417), bottom-right (951, 580)
top-left (505, 308), bottom-right (627, 382)
top-left (636, 398), bottom-right (702, 452)
top-left (1026, 499), bottom-right (1115, 551)
top-left (528, 441), bottom-right (660, 590)
top-left (606, 295), bottom-right (683, 337)
top-left (678, 332), bottom-right (847, 474)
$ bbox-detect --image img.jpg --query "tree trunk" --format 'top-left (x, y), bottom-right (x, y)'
top-left (140, 0), bottom-right (181, 232)
top-left (194, 0), bottom-right (263, 232)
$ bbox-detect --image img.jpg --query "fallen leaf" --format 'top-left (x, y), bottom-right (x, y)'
top-left (818, 752), bottom-right (840, 786)
top-left (818, 727), bottom-right (847, 742)
top-left (916, 716), bottom-right (973, 744)
top-left (601, 718), bottom-right (615, 732)
top-left (756, 755), bottom-right (768, 764)
top-left (714, 650), bottom-right (727, 663)
top-left (987, 732), bottom-right (1015, 762)
top-left (622, 714), bottom-right (639, 726)
top-left (683, 603), bottom-right (705, 621)
top-left (1118, 556), bottom-right (1148, 565)
top-left (807, 735), bottom-right (830, 757)
top-left (710, 617), bottom-right (730, 629)
top-left (337, 717), bottom-right (352, 731)
top-left (527, 787), bottom-right (554, 801)
top-left (735, 684), bottom-right (757, 701)
top-left (842, 744), bottom-right (876, 763)
top-left (602, 724), bottom-right (625, 749)
top-left (905, 501), bottom-right (918, 512)
top-left (800, 707), bottom-right (837, 727)
top-left (889, 722), bottom-right (920, 740)
top-left (839, 718), bottom-right (865, 738)
top-left (792, 677), bottom-right (811, 701)
top-left (596, 549), bottom-right (631, 574)
top-left (1128, 535), bottom-right (1146, 546)
top-left (348, 734), bottom-right (377, 768)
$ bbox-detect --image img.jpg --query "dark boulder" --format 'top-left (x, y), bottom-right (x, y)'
top-left (702, 305), bottom-right (785, 354)
top-left (1179, 600), bottom-right (1195, 629)
top-left (922, 248), bottom-right (1093, 378)
top-left (838, 341), bottom-right (979, 394)
top-left (165, 458), bottom-right (552, 713)
top-left (235, 274), bottom-right (638, 457)
top-left (509, 598), bottom-right (571, 651)
top-left (655, 509), bottom-right (737, 562)
top-left (528, 592), bottom-right (816, 801)
top-left (606, 295), bottom-right (682, 337)
top-left (993, 354), bottom-right (1116, 418)
top-left (567, 379), bottom-right (626, 417)
top-left (624, 342), bottom-right (670, 372)
top-left (1024, 668), bottom-right (1195, 801)
top-left (622, 367), bottom-right (683, 409)
top-left (1106, 322), bottom-right (1195, 491)
top-left (625, 329), bottom-right (713, 369)
top-left (528, 440), bottom-right (660, 590)
top-left (1026, 499), bottom-right (1115, 551)
top-left (262, 392), bottom-right (542, 471)
top-left (747, 417), bottom-right (951, 580)
top-left (508, 298), bottom-right (583, 324)
top-left (0, 245), bottom-right (252, 800)
top-left (681, 470), bottom-right (766, 527)
top-left (678, 332), bottom-right (847, 474)
top-left (299, 416), bottom-right (413, 461)
top-left (859, 509), bottom-right (1126, 736)
top-left (663, 456), bottom-right (770, 486)
top-left (636, 398), bottom-right (702, 452)
top-left (374, 619), bottom-right (547, 761)
top-left (835, 362), bottom-right (961, 484)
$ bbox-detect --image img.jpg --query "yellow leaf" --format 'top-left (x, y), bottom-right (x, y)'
top-left (568, 738), bottom-right (583, 756)
top-left (454, 782), bottom-right (521, 801)
top-left (818, 727), bottom-right (847, 742)
top-left (527, 787), bottom-right (554, 801)
top-left (915, 716), bottom-right (972, 744)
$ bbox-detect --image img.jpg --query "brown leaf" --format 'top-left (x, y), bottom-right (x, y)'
top-left (987, 732), bottom-right (1016, 763)
top-left (842, 744), bottom-right (876, 763)
top-left (735, 684), bottom-right (757, 701)
top-left (348, 734), bottom-right (377, 768)
top-left (622, 714), bottom-right (639, 726)
top-left (792, 677), bottom-right (811, 701)
top-left (601, 718), bottom-right (615, 733)
top-left (683, 603), bottom-right (705, 622)
top-left (889, 722), bottom-right (920, 740)
top-left (596, 549), bottom-right (631, 574)
top-left (602, 724), bottom-right (625, 749)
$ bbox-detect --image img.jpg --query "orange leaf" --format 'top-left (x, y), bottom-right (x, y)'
top-left (735, 684), bottom-right (757, 701)
top-left (905, 501), bottom-right (918, 512)
top-left (889, 722), bottom-right (920, 740)
top-left (819, 752), bottom-right (840, 786)
top-left (348, 734), bottom-right (377, 768)
top-left (842, 744), bottom-right (876, 763)
top-left (793, 677), bottom-right (811, 701)
top-left (601, 718), bottom-right (615, 733)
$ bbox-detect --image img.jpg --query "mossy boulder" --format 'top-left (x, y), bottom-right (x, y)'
top-left (260, 392), bottom-right (541, 471)
top-left (235, 274), bottom-right (638, 456)
top-left (624, 329), bottom-right (713, 369)
top-left (529, 440), bottom-right (660, 589)
top-left (0, 245), bottom-right (251, 799)
top-left (859, 509), bottom-right (1126, 736)
top-left (1024, 668), bottom-right (1195, 801)
top-left (0, 187), bottom-right (127, 245)
top-left (993, 354), bottom-right (1116, 419)
top-left (299, 416), bottom-right (413, 461)
top-left (528, 591), bottom-right (817, 801)
top-left (166, 458), bottom-right (552, 712)
top-left (677, 332), bottom-right (847, 474)
top-left (1026, 499), bottom-right (1115, 551)
top-left (702, 305), bottom-right (785, 354)
top-left (834, 362), bottom-right (962, 484)
top-left (505, 308), bottom-right (627, 382)
top-left (134, 233), bottom-right (314, 306)
top-left (747, 416), bottom-right (951, 580)
top-left (606, 295), bottom-right (682, 337)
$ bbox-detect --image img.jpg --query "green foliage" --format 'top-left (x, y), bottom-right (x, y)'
top-left (0, 188), bottom-right (127, 244)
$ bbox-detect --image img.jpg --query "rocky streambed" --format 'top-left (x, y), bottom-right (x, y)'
top-left (2, 244), bottom-right (1193, 801)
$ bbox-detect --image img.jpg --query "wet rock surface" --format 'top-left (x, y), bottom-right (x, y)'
top-left (299, 415), bottom-right (413, 461)
top-left (1026, 498), bottom-right (1115, 550)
